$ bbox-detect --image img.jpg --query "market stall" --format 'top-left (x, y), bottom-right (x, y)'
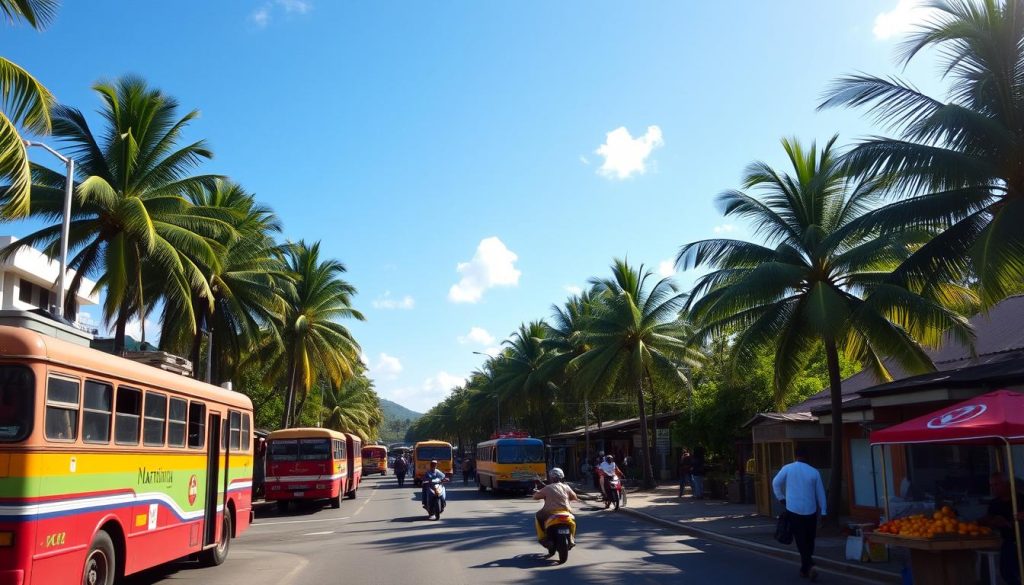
top-left (869, 390), bottom-right (1024, 584)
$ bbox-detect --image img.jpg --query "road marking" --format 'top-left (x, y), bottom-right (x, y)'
top-left (352, 482), bottom-right (375, 516)
top-left (302, 530), bottom-right (334, 536)
top-left (251, 516), bottom-right (349, 527)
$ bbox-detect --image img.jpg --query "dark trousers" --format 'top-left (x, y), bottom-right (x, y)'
top-left (787, 511), bottom-right (817, 574)
top-left (396, 472), bottom-right (406, 487)
top-left (1000, 538), bottom-right (1021, 585)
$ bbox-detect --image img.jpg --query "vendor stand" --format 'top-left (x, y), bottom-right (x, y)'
top-left (869, 390), bottom-right (1024, 584)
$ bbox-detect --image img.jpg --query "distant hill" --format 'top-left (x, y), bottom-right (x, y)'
top-left (378, 399), bottom-right (422, 444)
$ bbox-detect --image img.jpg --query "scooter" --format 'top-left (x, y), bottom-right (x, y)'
top-left (424, 477), bottom-right (448, 520)
top-left (604, 474), bottom-right (625, 510)
top-left (539, 510), bottom-right (576, 564)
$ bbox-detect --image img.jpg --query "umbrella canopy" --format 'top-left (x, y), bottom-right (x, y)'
top-left (870, 390), bottom-right (1024, 445)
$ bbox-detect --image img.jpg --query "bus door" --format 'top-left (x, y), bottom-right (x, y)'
top-left (204, 413), bottom-right (222, 547)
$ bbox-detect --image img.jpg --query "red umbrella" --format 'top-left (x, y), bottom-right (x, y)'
top-left (871, 390), bottom-right (1024, 445)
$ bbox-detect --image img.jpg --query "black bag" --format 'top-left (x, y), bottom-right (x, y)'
top-left (775, 512), bottom-right (793, 545)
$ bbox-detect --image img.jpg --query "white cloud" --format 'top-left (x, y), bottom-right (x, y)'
top-left (249, 0), bottom-right (311, 28)
top-left (110, 318), bottom-right (160, 345)
top-left (249, 6), bottom-right (270, 27)
top-left (277, 0), bottom-right (311, 13)
top-left (368, 353), bottom-right (403, 381)
top-left (379, 371), bottom-right (469, 412)
top-left (372, 291), bottom-right (415, 310)
top-left (579, 155), bottom-right (590, 166)
top-left (713, 224), bottom-right (736, 234)
top-left (564, 285), bottom-right (583, 296)
top-left (595, 125), bottom-right (664, 180)
top-left (658, 259), bottom-right (676, 278)
top-left (482, 346), bottom-right (502, 358)
top-left (458, 326), bottom-right (495, 346)
top-left (873, 0), bottom-right (938, 40)
top-left (448, 237), bottom-right (521, 303)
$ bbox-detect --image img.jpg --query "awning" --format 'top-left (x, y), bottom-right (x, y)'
top-left (870, 389), bottom-right (1024, 445)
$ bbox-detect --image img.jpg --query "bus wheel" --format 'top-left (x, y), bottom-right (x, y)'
top-left (200, 511), bottom-right (232, 567)
top-left (82, 530), bottom-right (115, 585)
top-left (330, 495), bottom-right (341, 509)
top-left (276, 501), bottom-right (289, 513)
top-left (346, 488), bottom-right (357, 500)
top-left (478, 482), bottom-right (486, 492)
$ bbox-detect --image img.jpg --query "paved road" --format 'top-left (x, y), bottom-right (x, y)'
top-left (125, 476), bottom-right (871, 585)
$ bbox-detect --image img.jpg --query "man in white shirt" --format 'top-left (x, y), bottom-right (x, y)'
top-left (598, 455), bottom-right (624, 503)
top-left (772, 447), bottom-right (826, 581)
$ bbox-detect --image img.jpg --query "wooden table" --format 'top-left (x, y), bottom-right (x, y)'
top-left (869, 533), bottom-right (1001, 585)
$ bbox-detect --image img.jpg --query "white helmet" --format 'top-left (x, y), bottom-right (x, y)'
top-left (548, 467), bottom-right (565, 481)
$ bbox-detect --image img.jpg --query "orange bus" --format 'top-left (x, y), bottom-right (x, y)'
top-left (343, 433), bottom-right (362, 498)
top-left (265, 428), bottom-right (348, 510)
top-left (0, 324), bottom-right (254, 585)
top-left (362, 444), bottom-right (388, 476)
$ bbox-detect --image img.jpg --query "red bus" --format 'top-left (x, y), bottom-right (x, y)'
top-left (265, 428), bottom-right (348, 510)
top-left (362, 444), bottom-right (388, 476)
top-left (343, 433), bottom-right (362, 498)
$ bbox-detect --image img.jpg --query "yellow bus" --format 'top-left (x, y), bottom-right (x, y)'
top-left (476, 436), bottom-right (546, 493)
top-left (362, 444), bottom-right (388, 475)
top-left (412, 440), bottom-right (453, 485)
top-left (0, 324), bottom-right (254, 585)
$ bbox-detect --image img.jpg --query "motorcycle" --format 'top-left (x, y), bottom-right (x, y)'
top-left (539, 510), bottom-right (576, 564)
top-left (604, 474), bottom-right (625, 510)
top-left (424, 476), bottom-right (448, 520)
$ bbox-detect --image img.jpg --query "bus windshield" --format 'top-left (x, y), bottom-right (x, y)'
top-left (497, 443), bottom-right (545, 464)
top-left (269, 438), bottom-right (332, 461)
top-left (0, 366), bottom-right (34, 442)
top-left (416, 445), bottom-right (452, 461)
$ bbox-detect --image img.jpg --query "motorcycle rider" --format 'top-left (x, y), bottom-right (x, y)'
top-left (598, 454), bottom-right (624, 503)
top-left (532, 468), bottom-right (578, 545)
top-left (421, 459), bottom-right (448, 514)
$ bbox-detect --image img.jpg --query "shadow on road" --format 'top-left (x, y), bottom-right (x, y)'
top-left (470, 553), bottom-right (559, 569)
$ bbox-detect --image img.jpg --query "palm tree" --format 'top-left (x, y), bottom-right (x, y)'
top-left (820, 0), bottom-right (1024, 306)
top-left (5, 77), bottom-right (226, 352)
top-left (0, 0), bottom-right (58, 218)
top-left (159, 179), bottom-right (290, 382)
top-left (258, 241), bottom-right (364, 428)
top-left (322, 376), bottom-right (384, 441)
top-left (490, 321), bottom-right (556, 437)
top-left (572, 259), bottom-right (699, 489)
top-left (677, 136), bottom-right (973, 523)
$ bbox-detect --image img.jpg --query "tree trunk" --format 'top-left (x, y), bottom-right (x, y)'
top-left (651, 380), bottom-right (659, 478)
top-left (824, 338), bottom-right (844, 528)
top-left (113, 307), bottom-right (129, 355)
top-left (281, 361), bottom-right (298, 429)
top-left (636, 376), bottom-right (655, 489)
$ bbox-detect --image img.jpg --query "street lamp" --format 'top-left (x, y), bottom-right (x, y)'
top-left (22, 140), bottom-right (74, 321)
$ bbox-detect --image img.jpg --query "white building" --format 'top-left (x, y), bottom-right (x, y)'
top-left (0, 235), bottom-right (99, 328)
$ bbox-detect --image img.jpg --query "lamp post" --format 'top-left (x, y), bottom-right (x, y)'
top-left (21, 140), bottom-right (74, 321)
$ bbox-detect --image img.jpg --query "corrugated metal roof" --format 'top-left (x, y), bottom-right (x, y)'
top-left (742, 412), bottom-right (818, 428)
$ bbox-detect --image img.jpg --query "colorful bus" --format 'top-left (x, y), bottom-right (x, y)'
top-left (412, 440), bottom-right (454, 485)
top-left (0, 325), bottom-right (254, 585)
top-left (476, 435), bottom-right (546, 492)
top-left (265, 428), bottom-right (348, 510)
top-left (343, 433), bottom-right (362, 499)
top-left (361, 444), bottom-right (388, 476)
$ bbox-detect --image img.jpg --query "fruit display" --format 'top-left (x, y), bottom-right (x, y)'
top-left (876, 506), bottom-right (993, 539)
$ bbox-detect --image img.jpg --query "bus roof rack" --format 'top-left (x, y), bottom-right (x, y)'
top-left (0, 309), bottom-right (93, 346)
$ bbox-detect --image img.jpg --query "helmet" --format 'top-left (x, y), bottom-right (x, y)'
top-left (430, 459), bottom-right (438, 464)
top-left (605, 455), bottom-right (614, 462)
top-left (548, 467), bottom-right (565, 481)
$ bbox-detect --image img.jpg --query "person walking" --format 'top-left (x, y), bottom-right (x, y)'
top-left (461, 456), bottom-right (473, 485)
top-left (691, 447), bottom-right (706, 499)
top-left (678, 450), bottom-right (693, 497)
top-left (772, 447), bottom-right (826, 581)
top-left (394, 455), bottom-right (409, 487)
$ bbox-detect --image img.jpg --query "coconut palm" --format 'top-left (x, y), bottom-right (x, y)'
top-left (490, 321), bottom-right (557, 436)
top-left (159, 179), bottom-right (290, 382)
top-left (258, 241), bottom-right (364, 428)
top-left (0, 0), bottom-right (58, 218)
top-left (5, 77), bottom-right (226, 351)
top-left (820, 0), bottom-right (1024, 306)
top-left (572, 259), bottom-right (699, 489)
top-left (677, 136), bottom-right (974, 523)
top-left (322, 376), bottom-right (383, 441)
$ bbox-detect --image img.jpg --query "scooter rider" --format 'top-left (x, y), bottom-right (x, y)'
top-left (532, 468), bottom-right (578, 542)
top-left (598, 455), bottom-right (624, 502)
top-left (421, 459), bottom-right (448, 510)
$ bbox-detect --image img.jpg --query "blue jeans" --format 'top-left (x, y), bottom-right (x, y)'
top-left (692, 475), bottom-right (704, 498)
top-left (679, 474), bottom-right (692, 494)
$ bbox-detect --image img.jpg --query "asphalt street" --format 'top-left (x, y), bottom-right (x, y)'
top-left (124, 475), bottom-right (872, 585)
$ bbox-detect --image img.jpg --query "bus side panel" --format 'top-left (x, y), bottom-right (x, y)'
top-left (0, 469), bottom-right (38, 585)
top-left (228, 455), bottom-right (253, 536)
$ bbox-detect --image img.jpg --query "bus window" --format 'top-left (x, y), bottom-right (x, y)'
top-left (299, 438), bottom-right (331, 460)
top-left (115, 386), bottom-right (141, 445)
top-left (45, 376), bottom-right (79, 441)
top-left (334, 439), bottom-right (344, 460)
top-left (416, 445), bottom-right (453, 461)
top-left (0, 366), bottom-right (33, 442)
top-left (82, 380), bottom-right (113, 444)
top-left (188, 401), bottom-right (205, 448)
top-left (242, 413), bottom-right (251, 451)
top-left (143, 392), bottom-right (167, 446)
top-left (168, 397), bottom-right (187, 447)
top-left (230, 410), bottom-right (242, 450)
top-left (498, 443), bottom-right (545, 464)
top-left (269, 439), bottom-right (298, 461)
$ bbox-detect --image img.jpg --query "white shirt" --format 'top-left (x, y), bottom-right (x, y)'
top-left (772, 461), bottom-right (826, 516)
top-left (599, 461), bottom-right (618, 476)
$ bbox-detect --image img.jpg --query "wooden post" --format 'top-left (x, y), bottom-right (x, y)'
top-left (878, 444), bottom-right (890, 521)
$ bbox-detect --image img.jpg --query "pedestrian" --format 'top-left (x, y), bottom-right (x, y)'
top-left (394, 455), bottom-right (409, 487)
top-left (772, 447), bottom-right (826, 581)
top-left (980, 472), bottom-right (1023, 585)
top-left (461, 456), bottom-right (473, 485)
top-left (580, 459), bottom-right (592, 486)
top-left (593, 452), bottom-right (604, 490)
top-left (691, 446), bottom-right (706, 499)
top-left (679, 449), bottom-right (693, 497)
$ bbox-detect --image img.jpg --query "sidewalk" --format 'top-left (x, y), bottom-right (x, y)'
top-left (573, 481), bottom-right (904, 584)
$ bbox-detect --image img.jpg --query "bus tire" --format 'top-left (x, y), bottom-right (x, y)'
top-left (346, 488), bottom-right (357, 500)
top-left (200, 511), bottom-right (232, 567)
top-left (330, 494), bottom-right (341, 509)
top-left (276, 500), bottom-right (289, 513)
top-left (82, 530), bottom-right (115, 585)
top-left (478, 483), bottom-right (486, 492)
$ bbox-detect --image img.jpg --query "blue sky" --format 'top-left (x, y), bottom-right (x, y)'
top-left (6, 0), bottom-right (949, 411)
